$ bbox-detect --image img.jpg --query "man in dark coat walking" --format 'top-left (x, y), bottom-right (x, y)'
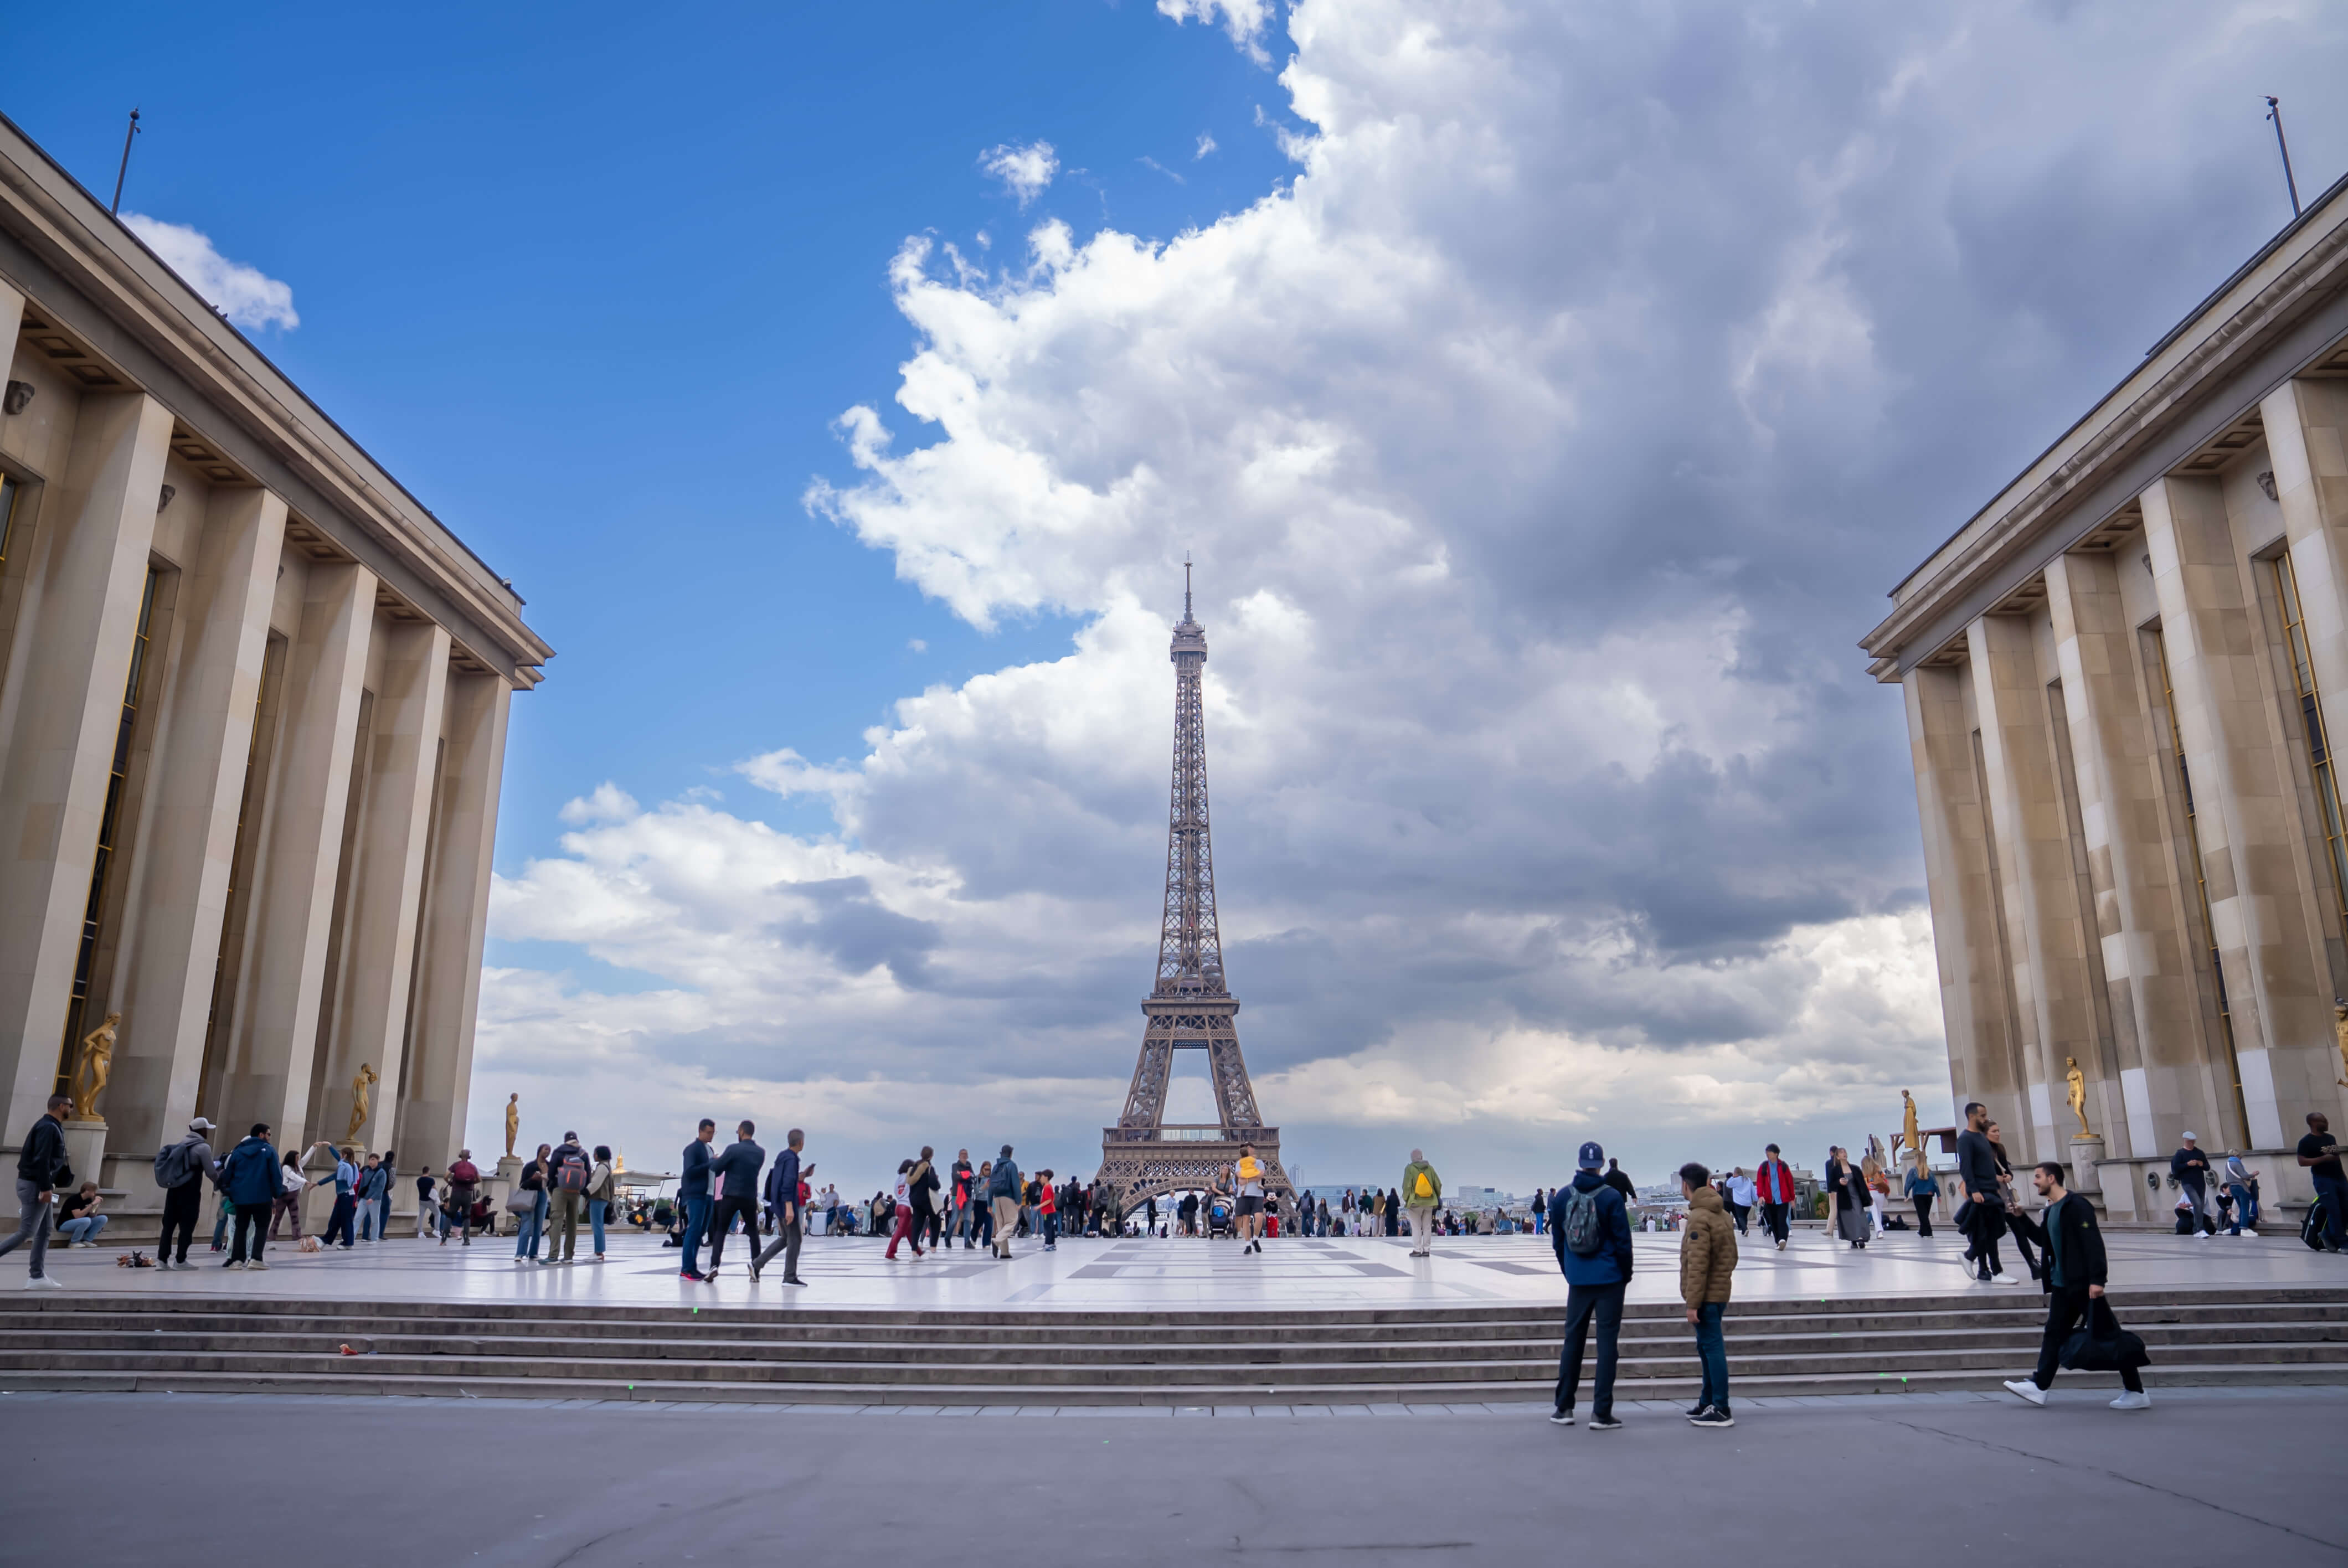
top-left (2003, 1160), bottom-right (2148, 1410)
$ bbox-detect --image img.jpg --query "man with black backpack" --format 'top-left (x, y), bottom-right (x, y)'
top-left (546, 1132), bottom-right (593, 1264)
top-left (153, 1117), bottom-right (221, 1270)
top-left (1549, 1139), bottom-right (1634, 1430)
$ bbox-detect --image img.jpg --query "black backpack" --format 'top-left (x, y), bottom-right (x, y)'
top-left (2303, 1196), bottom-right (2329, 1251)
top-left (1562, 1184), bottom-right (1605, 1256)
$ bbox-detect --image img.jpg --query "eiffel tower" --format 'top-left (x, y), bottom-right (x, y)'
top-left (1098, 565), bottom-right (1290, 1215)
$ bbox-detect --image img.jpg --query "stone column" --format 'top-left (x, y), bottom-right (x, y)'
top-left (213, 561), bottom-right (374, 1144)
top-left (0, 392), bottom-right (175, 1141)
top-left (398, 670), bottom-right (509, 1165)
top-left (2258, 375), bottom-right (2348, 1133)
top-left (104, 489), bottom-right (287, 1160)
top-left (1968, 612), bottom-right (2100, 1163)
top-left (1903, 663), bottom-right (2026, 1135)
top-left (2045, 550), bottom-right (2197, 1159)
top-left (2142, 473), bottom-right (2314, 1152)
top-left (316, 620), bottom-right (449, 1154)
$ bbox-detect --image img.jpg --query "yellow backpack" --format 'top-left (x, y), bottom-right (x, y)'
top-left (1413, 1169), bottom-right (1434, 1200)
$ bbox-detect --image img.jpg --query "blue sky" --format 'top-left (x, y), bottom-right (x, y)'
top-left (12, 3), bottom-right (2348, 1193)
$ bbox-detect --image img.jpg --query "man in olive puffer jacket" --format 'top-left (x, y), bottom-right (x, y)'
top-left (1678, 1163), bottom-right (1739, 1428)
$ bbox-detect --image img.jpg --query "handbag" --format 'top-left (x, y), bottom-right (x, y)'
top-left (2059, 1297), bottom-right (2150, 1373)
top-left (504, 1185), bottom-right (538, 1215)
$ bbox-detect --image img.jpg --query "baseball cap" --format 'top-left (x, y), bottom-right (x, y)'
top-left (2182, 1131), bottom-right (2197, 1141)
top-left (1577, 1141), bottom-right (1604, 1170)
top-left (188, 1117), bottom-right (215, 1133)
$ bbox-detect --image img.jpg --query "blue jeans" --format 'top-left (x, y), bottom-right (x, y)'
top-left (2226, 1184), bottom-right (2253, 1234)
top-left (2314, 1174), bottom-right (2348, 1249)
top-left (681, 1194), bottom-right (711, 1274)
top-left (59, 1214), bottom-right (108, 1246)
top-left (357, 1199), bottom-right (382, 1242)
top-left (1693, 1301), bottom-right (1729, 1413)
top-left (514, 1191), bottom-right (547, 1257)
top-left (589, 1198), bottom-right (608, 1255)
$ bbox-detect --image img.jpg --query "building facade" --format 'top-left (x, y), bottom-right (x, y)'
top-left (0, 116), bottom-right (547, 1218)
top-left (1864, 170), bottom-right (2348, 1221)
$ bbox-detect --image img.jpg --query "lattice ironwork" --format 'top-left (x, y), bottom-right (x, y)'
top-left (1102, 566), bottom-right (1288, 1218)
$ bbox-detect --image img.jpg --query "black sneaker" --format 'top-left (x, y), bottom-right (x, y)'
top-left (1691, 1408), bottom-right (1736, 1428)
top-left (1548, 1407), bottom-right (1575, 1426)
top-left (1685, 1401), bottom-right (1708, 1419)
top-left (1587, 1415), bottom-right (1623, 1432)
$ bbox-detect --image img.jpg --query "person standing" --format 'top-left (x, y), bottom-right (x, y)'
top-left (543, 1132), bottom-right (591, 1265)
top-left (2299, 1112), bottom-right (2347, 1253)
top-left (1827, 1147), bottom-right (1869, 1249)
top-left (377, 1149), bottom-right (398, 1240)
top-left (2002, 1160), bottom-right (2150, 1410)
top-left (1904, 1156), bottom-right (1937, 1237)
top-left (970, 1163), bottom-right (995, 1252)
top-left (1233, 1144), bottom-right (1268, 1254)
top-left (909, 1147), bottom-right (940, 1255)
top-left (1602, 1158), bottom-right (1636, 1206)
top-left (705, 1121), bottom-right (765, 1277)
top-left (753, 1128), bottom-right (808, 1285)
top-left (355, 1155), bottom-right (388, 1243)
top-left (1549, 1141), bottom-right (1634, 1430)
top-left (989, 1145), bottom-right (1022, 1260)
top-left (678, 1120), bottom-right (717, 1279)
top-left (1403, 1151), bottom-right (1442, 1256)
top-left (442, 1150), bottom-right (481, 1247)
top-left (1036, 1167), bottom-right (1060, 1251)
top-left (1677, 1162), bottom-right (1737, 1427)
top-left (318, 1145), bottom-right (358, 1249)
top-left (271, 1151), bottom-right (308, 1242)
top-left (1955, 1103), bottom-right (2002, 1282)
top-left (153, 1117), bottom-right (220, 1271)
top-left (415, 1166), bottom-right (437, 1240)
top-left (512, 1144), bottom-right (551, 1261)
top-left (585, 1145), bottom-right (616, 1261)
top-left (218, 1123), bottom-right (282, 1270)
top-left (2171, 1133), bottom-right (2215, 1237)
top-left (950, 1149), bottom-right (975, 1249)
top-left (1755, 1146), bottom-right (1795, 1250)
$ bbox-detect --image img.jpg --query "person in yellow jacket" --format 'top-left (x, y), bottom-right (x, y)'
top-left (1402, 1150), bottom-right (1441, 1256)
top-left (1233, 1144), bottom-right (1269, 1254)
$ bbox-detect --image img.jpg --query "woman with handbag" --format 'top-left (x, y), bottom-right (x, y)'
top-left (512, 1143), bottom-right (550, 1260)
top-left (1829, 1148), bottom-right (1871, 1248)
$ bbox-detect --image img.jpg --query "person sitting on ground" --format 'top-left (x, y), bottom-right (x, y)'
top-left (55, 1182), bottom-right (106, 1247)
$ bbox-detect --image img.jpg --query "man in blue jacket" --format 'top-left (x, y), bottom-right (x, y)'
top-left (219, 1123), bottom-right (281, 1270)
top-left (752, 1128), bottom-right (807, 1286)
top-left (678, 1118), bottom-right (717, 1281)
top-left (1549, 1139), bottom-right (1634, 1430)
top-left (988, 1145), bottom-right (1022, 1261)
top-left (704, 1121), bottom-right (765, 1277)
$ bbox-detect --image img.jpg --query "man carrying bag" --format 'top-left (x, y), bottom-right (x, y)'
top-left (2002, 1159), bottom-right (2150, 1411)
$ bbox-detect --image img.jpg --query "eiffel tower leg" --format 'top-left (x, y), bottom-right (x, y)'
top-left (1204, 1038), bottom-right (1263, 1128)
top-left (1120, 1038), bottom-right (1173, 1128)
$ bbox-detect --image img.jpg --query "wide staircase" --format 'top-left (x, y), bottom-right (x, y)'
top-left (1, 1287), bottom-right (2342, 1405)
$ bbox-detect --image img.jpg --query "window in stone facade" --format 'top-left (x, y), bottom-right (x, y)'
top-left (2272, 549), bottom-right (2348, 934)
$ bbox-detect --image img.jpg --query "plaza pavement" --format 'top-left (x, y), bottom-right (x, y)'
top-left (20, 1218), bottom-right (2344, 1310)
top-left (5, 1384), bottom-right (2343, 1565)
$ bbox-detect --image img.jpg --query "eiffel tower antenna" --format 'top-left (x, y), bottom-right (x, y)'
top-left (1099, 564), bottom-right (1289, 1215)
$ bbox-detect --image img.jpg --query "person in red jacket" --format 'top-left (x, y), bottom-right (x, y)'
top-left (1755, 1145), bottom-right (1796, 1251)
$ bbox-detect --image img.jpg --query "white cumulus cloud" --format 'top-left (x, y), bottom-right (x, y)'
top-left (979, 140), bottom-right (1060, 207)
top-left (122, 213), bottom-right (300, 330)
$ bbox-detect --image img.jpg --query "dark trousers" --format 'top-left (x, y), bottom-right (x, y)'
top-left (1759, 1201), bottom-right (1790, 1243)
top-left (229, 1205), bottom-right (269, 1264)
top-left (2314, 1174), bottom-right (2348, 1249)
top-left (2032, 1285), bottom-right (2142, 1392)
top-left (1554, 1281), bottom-right (1626, 1417)
top-left (1693, 1301), bottom-right (1729, 1413)
top-left (681, 1195), bottom-right (712, 1274)
top-left (1912, 1192), bottom-right (1934, 1237)
top-left (1964, 1202), bottom-right (2002, 1276)
top-left (159, 1180), bottom-right (203, 1263)
top-left (707, 1194), bottom-right (759, 1268)
top-left (1726, 1202), bottom-right (1749, 1235)
top-left (754, 1213), bottom-right (804, 1279)
top-left (325, 1194), bottom-right (357, 1247)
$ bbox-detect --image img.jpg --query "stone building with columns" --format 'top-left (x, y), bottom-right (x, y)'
top-left (1864, 170), bottom-right (2348, 1223)
top-left (0, 117), bottom-right (546, 1221)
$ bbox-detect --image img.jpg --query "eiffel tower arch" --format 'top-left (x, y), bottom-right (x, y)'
top-left (1098, 566), bottom-right (1291, 1217)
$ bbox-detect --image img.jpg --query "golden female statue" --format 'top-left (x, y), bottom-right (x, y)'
top-left (68, 1012), bottom-right (119, 1122)
top-left (346, 1062), bottom-right (378, 1144)
top-left (504, 1092), bottom-right (520, 1158)
top-left (2064, 1055), bottom-right (2089, 1138)
top-left (1899, 1089), bottom-right (1920, 1159)
top-left (2334, 999), bottom-right (2348, 1088)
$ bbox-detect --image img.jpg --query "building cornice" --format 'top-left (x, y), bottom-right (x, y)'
top-left (1862, 168), bottom-right (2348, 682)
top-left (0, 113), bottom-right (549, 686)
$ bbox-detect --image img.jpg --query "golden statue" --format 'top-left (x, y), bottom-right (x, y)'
top-left (1899, 1090), bottom-right (1920, 1159)
top-left (67, 1012), bottom-right (119, 1122)
top-left (504, 1092), bottom-right (520, 1159)
top-left (2334, 999), bottom-right (2348, 1088)
top-left (2064, 1055), bottom-right (2090, 1138)
top-left (345, 1062), bottom-right (377, 1144)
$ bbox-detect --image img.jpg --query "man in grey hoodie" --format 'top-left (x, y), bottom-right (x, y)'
top-left (156, 1118), bottom-right (221, 1270)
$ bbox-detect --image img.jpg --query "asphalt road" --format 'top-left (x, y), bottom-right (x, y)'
top-left (3, 1388), bottom-right (2341, 1566)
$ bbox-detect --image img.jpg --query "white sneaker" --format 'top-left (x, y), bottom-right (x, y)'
top-left (2002, 1379), bottom-right (2046, 1407)
top-left (248, 1260), bottom-right (270, 1271)
top-left (2243, 1229), bottom-right (2259, 1238)
top-left (2109, 1390), bottom-right (2150, 1411)
top-left (25, 1276), bottom-right (63, 1291)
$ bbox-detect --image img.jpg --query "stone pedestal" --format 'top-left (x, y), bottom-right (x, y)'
top-left (2068, 1134), bottom-right (2104, 1194)
top-left (60, 1119), bottom-right (106, 1190)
